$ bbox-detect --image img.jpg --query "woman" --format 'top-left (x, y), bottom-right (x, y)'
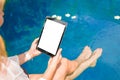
top-left (0, 37), bottom-right (102, 80)
top-left (0, 0), bottom-right (102, 80)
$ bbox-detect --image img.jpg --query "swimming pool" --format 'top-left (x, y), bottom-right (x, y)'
top-left (1, 0), bottom-right (120, 80)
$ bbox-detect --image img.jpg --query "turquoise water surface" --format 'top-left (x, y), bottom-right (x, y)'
top-left (1, 0), bottom-right (120, 80)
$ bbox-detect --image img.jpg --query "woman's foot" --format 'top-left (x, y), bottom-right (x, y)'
top-left (66, 48), bottom-right (102, 80)
top-left (88, 48), bottom-right (102, 67)
top-left (77, 48), bottom-right (102, 70)
top-left (75, 46), bottom-right (92, 64)
top-left (90, 60), bottom-right (97, 67)
top-left (65, 46), bottom-right (93, 77)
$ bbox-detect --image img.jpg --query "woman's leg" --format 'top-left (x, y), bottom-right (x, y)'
top-left (52, 46), bottom-right (92, 80)
top-left (67, 46), bottom-right (92, 75)
top-left (66, 48), bottom-right (102, 80)
top-left (75, 46), bottom-right (92, 64)
top-left (29, 46), bottom-right (102, 80)
top-left (29, 74), bottom-right (43, 80)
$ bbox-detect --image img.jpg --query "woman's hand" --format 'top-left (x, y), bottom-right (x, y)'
top-left (48, 48), bottom-right (62, 67)
top-left (28, 38), bottom-right (42, 58)
top-left (42, 49), bottom-right (62, 80)
top-left (18, 38), bottom-right (42, 65)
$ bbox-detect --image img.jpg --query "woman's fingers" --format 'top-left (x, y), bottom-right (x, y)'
top-left (49, 48), bottom-right (62, 67)
top-left (32, 38), bottom-right (39, 44)
top-left (53, 48), bottom-right (62, 62)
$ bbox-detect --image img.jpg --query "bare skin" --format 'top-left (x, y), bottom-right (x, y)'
top-left (52, 46), bottom-right (102, 80)
top-left (29, 46), bottom-right (102, 80)
top-left (66, 47), bottom-right (102, 80)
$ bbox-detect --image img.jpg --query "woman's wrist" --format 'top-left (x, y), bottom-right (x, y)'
top-left (25, 50), bottom-right (42, 61)
top-left (24, 51), bottom-right (32, 61)
top-left (28, 49), bottom-right (42, 58)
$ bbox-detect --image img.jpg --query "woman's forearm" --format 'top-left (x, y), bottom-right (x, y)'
top-left (18, 51), bottom-right (31, 65)
top-left (18, 51), bottom-right (38, 65)
top-left (18, 38), bottom-right (42, 65)
top-left (41, 49), bottom-right (62, 80)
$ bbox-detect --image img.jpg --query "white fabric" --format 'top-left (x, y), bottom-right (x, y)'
top-left (0, 56), bottom-right (29, 80)
top-left (9, 56), bottom-right (20, 64)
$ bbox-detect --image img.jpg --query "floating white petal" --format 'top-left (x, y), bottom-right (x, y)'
top-left (56, 16), bottom-right (62, 20)
top-left (71, 16), bottom-right (77, 19)
top-left (65, 13), bottom-right (71, 17)
top-left (52, 15), bottom-right (57, 18)
top-left (114, 15), bottom-right (120, 20)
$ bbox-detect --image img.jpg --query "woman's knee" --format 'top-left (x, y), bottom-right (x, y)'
top-left (61, 58), bottom-right (69, 68)
top-left (61, 58), bottom-right (69, 72)
top-left (61, 58), bottom-right (68, 64)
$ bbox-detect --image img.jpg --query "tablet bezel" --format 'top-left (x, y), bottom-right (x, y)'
top-left (37, 16), bottom-right (67, 56)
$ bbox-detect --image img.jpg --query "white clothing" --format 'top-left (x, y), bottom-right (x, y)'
top-left (0, 56), bottom-right (29, 80)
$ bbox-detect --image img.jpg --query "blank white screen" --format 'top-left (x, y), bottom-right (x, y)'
top-left (38, 19), bottom-right (65, 55)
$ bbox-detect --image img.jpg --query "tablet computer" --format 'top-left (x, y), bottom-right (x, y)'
top-left (37, 17), bottom-right (67, 56)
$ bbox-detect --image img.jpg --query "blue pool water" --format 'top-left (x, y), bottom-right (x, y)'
top-left (1, 0), bottom-right (120, 80)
